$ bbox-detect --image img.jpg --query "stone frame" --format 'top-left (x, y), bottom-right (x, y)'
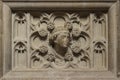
top-left (1, 0), bottom-right (120, 80)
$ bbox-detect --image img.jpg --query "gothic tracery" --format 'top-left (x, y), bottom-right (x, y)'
top-left (12, 12), bottom-right (108, 70)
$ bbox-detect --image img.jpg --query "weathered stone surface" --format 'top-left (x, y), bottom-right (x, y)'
top-left (2, 0), bottom-right (117, 2)
top-left (0, 0), bottom-right (120, 80)
top-left (0, 0), bottom-right (2, 78)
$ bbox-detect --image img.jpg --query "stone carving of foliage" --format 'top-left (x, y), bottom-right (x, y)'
top-left (12, 12), bottom-right (107, 70)
top-left (47, 22), bottom-right (55, 32)
top-left (29, 12), bottom-right (91, 69)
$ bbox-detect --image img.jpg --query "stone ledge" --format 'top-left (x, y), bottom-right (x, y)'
top-left (2, 0), bottom-right (117, 2)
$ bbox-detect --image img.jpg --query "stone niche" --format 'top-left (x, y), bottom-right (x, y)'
top-left (1, 0), bottom-right (120, 80)
top-left (12, 11), bottom-right (108, 70)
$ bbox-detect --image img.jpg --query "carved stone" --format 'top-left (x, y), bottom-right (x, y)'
top-left (11, 12), bottom-right (108, 70)
top-left (1, 0), bottom-right (120, 80)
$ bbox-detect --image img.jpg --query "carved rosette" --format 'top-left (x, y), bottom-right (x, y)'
top-left (47, 22), bottom-right (55, 32)
top-left (72, 28), bottom-right (81, 38)
top-left (12, 12), bottom-right (108, 70)
top-left (71, 41), bottom-right (81, 54)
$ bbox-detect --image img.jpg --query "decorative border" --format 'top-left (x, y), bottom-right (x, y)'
top-left (1, 0), bottom-right (120, 80)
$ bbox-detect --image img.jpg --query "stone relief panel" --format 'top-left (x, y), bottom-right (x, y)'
top-left (12, 11), bottom-right (108, 70)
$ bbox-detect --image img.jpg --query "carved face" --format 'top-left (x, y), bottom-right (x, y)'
top-left (55, 32), bottom-right (70, 48)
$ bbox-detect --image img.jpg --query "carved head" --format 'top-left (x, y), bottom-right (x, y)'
top-left (55, 32), bottom-right (70, 48)
top-left (50, 26), bottom-right (70, 48)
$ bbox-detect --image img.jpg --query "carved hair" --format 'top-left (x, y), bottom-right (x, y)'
top-left (49, 32), bottom-right (70, 48)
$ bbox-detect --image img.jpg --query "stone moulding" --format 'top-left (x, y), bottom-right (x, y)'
top-left (2, 0), bottom-right (117, 2)
top-left (1, 0), bottom-right (120, 80)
